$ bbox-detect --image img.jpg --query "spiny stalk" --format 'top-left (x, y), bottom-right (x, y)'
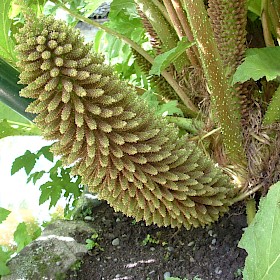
top-left (182, 0), bottom-right (247, 168)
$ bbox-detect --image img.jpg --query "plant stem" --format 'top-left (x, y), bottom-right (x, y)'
top-left (162, 0), bottom-right (199, 67)
top-left (182, 0), bottom-right (247, 167)
top-left (233, 184), bottom-right (263, 203)
top-left (150, 0), bottom-right (172, 26)
top-left (50, 0), bottom-right (198, 115)
top-left (170, 0), bottom-right (200, 64)
top-left (261, 0), bottom-right (275, 47)
top-left (246, 198), bottom-right (256, 225)
top-left (135, 0), bottom-right (189, 71)
top-left (166, 116), bottom-right (203, 134)
top-left (268, 0), bottom-right (280, 45)
top-left (162, 72), bottom-right (199, 115)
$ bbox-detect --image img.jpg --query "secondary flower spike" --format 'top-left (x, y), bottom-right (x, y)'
top-left (16, 15), bottom-right (234, 229)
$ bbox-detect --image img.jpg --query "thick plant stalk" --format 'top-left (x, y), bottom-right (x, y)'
top-left (261, 0), bottom-right (275, 47)
top-left (208, 0), bottom-right (247, 76)
top-left (162, 0), bottom-right (199, 67)
top-left (135, 0), bottom-right (189, 71)
top-left (207, 1), bottom-right (253, 126)
top-left (182, 0), bottom-right (246, 167)
top-left (16, 15), bottom-right (235, 229)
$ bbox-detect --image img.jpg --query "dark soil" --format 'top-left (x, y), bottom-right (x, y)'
top-left (66, 202), bottom-right (247, 280)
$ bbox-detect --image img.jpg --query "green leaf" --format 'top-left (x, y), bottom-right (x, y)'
top-left (0, 119), bottom-right (40, 139)
top-left (106, 0), bottom-right (143, 40)
top-left (0, 261), bottom-right (10, 276)
top-left (84, 0), bottom-right (106, 17)
top-left (0, 207), bottom-right (11, 224)
top-left (0, 247), bottom-right (12, 276)
top-left (233, 47), bottom-right (280, 84)
top-left (110, 0), bottom-right (138, 17)
top-left (11, 150), bottom-right (37, 175)
top-left (37, 145), bottom-right (53, 162)
top-left (0, 0), bottom-right (17, 64)
top-left (39, 182), bottom-right (62, 209)
top-left (93, 29), bottom-right (105, 52)
top-left (263, 85), bottom-right (280, 125)
top-left (239, 181), bottom-right (280, 280)
top-left (141, 91), bottom-right (183, 117)
top-left (13, 222), bottom-right (32, 252)
top-left (0, 101), bottom-right (30, 125)
top-left (27, 171), bottom-right (45, 184)
top-left (149, 37), bottom-right (195, 75)
top-left (155, 100), bottom-right (184, 117)
top-left (248, 0), bottom-right (262, 16)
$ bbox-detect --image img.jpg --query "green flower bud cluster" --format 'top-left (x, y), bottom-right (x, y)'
top-left (16, 15), bottom-right (234, 229)
top-left (132, 49), bottom-right (179, 101)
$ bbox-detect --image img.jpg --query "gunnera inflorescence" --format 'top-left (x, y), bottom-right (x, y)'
top-left (16, 15), bottom-right (234, 229)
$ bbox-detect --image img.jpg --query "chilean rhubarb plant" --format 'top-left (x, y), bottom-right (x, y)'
top-left (1, 0), bottom-right (280, 233)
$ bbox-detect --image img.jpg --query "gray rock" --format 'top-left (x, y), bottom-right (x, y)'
top-left (112, 238), bottom-right (120, 246)
top-left (188, 241), bottom-right (195, 246)
top-left (163, 272), bottom-right (171, 279)
top-left (215, 266), bottom-right (222, 275)
top-left (71, 192), bottom-right (102, 220)
top-left (211, 238), bottom-right (217, 245)
top-left (167, 246), bottom-right (174, 252)
top-left (42, 219), bottom-right (94, 237)
top-left (2, 220), bottom-right (94, 280)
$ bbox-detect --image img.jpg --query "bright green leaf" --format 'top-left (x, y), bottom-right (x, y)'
top-left (14, 222), bottom-right (32, 252)
top-left (39, 182), bottom-right (62, 209)
top-left (39, 182), bottom-right (52, 205)
top-left (0, 0), bottom-right (17, 64)
top-left (0, 119), bottom-right (40, 139)
top-left (64, 182), bottom-right (82, 198)
top-left (263, 85), bottom-right (280, 125)
top-left (239, 181), bottom-right (280, 280)
top-left (155, 100), bottom-right (183, 117)
top-left (0, 247), bottom-right (12, 276)
top-left (110, 0), bottom-right (138, 17)
top-left (0, 260), bottom-right (10, 276)
top-left (0, 207), bottom-right (11, 224)
top-left (0, 247), bottom-right (12, 263)
top-left (248, 0), bottom-right (262, 16)
top-left (141, 91), bottom-right (183, 117)
top-left (149, 38), bottom-right (195, 76)
top-left (93, 29), bottom-right (105, 52)
top-left (233, 47), bottom-right (280, 84)
top-left (37, 145), bottom-right (53, 162)
top-left (84, 0), bottom-right (107, 17)
top-left (0, 101), bottom-right (30, 124)
top-left (106, 0), bottom-right (143, 40)
top-left (27, 171), bottom-right (45, 184)
top-left (11, 150), bottom-right (37, 175)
